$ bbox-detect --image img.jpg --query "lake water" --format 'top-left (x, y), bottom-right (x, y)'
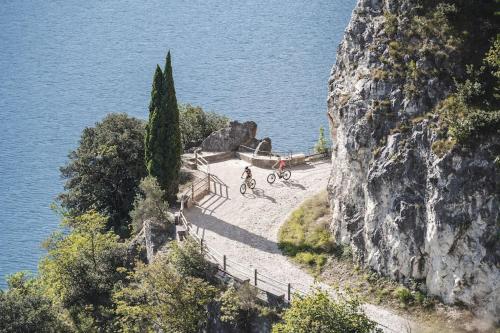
top-left (0, 0), bottom-right (355, 286)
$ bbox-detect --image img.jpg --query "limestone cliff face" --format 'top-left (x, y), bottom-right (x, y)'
top-left (327, 0), bottom-right (499, 318)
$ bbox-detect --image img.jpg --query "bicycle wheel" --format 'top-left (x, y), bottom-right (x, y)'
top-left (249, 179), bottom-right (256, 189)
top-left (240, 183), bottom-right (247, 194)
top-left (283, 170), bottom-right (291, 180)
top-left (267, 173), bottom-right (276, 184)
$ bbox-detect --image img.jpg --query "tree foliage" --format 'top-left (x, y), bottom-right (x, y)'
top-left (179, 104), bottom-right (229, 149)
top-left (272, 291), bottom-right (381, 333)
top-left (59, 113), bottom-right (146, 237)
top-left (219, 283), bottom-right (262, 332)
top-left (114, 254), bottom-right (217, 333)
top-left (40, 211), bottom-right (130, 331)
top-left (145, 52), bottom-right (182, 203)
top-left (130, 176), bottom-right (173, 233)
top-left (0, 272), bottom-right (67, 333)
top-left (166, 238), bottom-right (216, 281)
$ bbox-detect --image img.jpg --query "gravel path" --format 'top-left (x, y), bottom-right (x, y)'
top-left (184, 158), bottom-right (421, 333)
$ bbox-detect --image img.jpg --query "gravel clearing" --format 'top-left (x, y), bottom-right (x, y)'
top-left (184, 158), bottom-right (421, 332)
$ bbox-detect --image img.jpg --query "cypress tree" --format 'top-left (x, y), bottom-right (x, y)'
top-left (145, 52), bottom-right (181, 203)
top-left (162, 51), bottom-right (182, 202)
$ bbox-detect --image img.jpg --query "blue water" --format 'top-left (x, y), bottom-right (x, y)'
top-left (0, 0), bottom-right (355, 286)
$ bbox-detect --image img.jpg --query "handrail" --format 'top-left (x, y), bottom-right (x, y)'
top-left (194, 150), bottom-right (210, 174)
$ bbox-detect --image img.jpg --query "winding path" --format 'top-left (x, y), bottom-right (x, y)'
top-left (184, 158), bottom-right (420, 332)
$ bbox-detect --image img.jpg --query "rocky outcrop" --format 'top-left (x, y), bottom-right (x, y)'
top-left (201, 121), bottom-right (272, 152)
top-left (128, 219), bottom-right (175, 264)
top-left (327, 0), bottom-right (499, 320)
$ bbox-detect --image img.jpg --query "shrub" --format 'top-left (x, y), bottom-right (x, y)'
top-left (394, 287), bottom-right (413, 304)
top-left (384, 12), bottom-right (398, 37)
top-left (130, 176), bottom-right (173, 233)
top-left (314, 126), bottom-right (329, 154)
top-left (295, 252), bottom-right (316, 266)
top-left (219, 283), bottom-right (264, 330)
top-left (167, 238), bottom-right (216, 281)
top-left (179, 104), bottom-right (229, 149)
top-left (431, 138), bottom-right (456, 157)
top-left (272, 291), bottom-right (382, 333)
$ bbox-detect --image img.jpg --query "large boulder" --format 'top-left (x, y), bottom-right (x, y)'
top-left (201, 121), bottom-right (258, 152)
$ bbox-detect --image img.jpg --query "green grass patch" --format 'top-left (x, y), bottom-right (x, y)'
top-left (278, 191), bottom-right (334, 271)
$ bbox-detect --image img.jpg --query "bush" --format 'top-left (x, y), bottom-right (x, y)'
top-left (314, 126), bottom-right (329, 154)
top-left (167, 238), bottom-right (216, 280)
top-left (179, 104), bottom-right (229, 149)
top-left (272, 291), bottom-right (382, 333)
top-left (130, 176), bottom-right (173, 233)
top-left (394, 287), bottom-right (413, 304)
top-left (431, 138), bottom-right (456, 157)
top-left (384, 12), bottom-right (398, 37)
top-left (219, 283), bottom-right (262, 330)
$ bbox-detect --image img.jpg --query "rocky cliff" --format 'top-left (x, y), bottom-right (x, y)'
top-left (327, 0), bottom-right (499, 320)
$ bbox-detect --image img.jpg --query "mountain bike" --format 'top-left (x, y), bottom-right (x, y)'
top-left (267, 168), bottom-right (291, 184)
top-left (240, 177), bottom-right (256, 194)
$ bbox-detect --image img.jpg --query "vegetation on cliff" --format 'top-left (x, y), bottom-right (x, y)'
top-left (378, 0), bottom-right (499, 152)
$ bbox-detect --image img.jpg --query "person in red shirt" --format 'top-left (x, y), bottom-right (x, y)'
top-left (273, 156), bottom-right (286, 178)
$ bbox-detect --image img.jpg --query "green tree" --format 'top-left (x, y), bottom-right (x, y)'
top-left (114, 254), bottom-right (217, 333)
top-left (167, 238), bottom-right (215, 281)
top-left (219, 283), bottom-right (262, 332)
top-left (145, 52), bottom-right (182, 203)
top-left (130, 176), bottom-right (173, 233)
top-left (40, 211), bottom-right (130, 331)
top-left (0, 272), bottom-right (67, 333)
top-left (272, 291), bottom-right (381, 333)
top-left (179, 104), bottom-right (229, 149)
top-left (314, 126), bottom-right (329, 154)
top-left (59, 113), bottom-right (146, 237)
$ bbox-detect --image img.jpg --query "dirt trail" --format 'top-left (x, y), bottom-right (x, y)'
top-left (185, 158), bottom-right (420, 332)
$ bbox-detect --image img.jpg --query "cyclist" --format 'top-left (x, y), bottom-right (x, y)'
top-left (273, 156), bottom-right (287, 178)
top-left (241, 166), bottom-right (252, 183)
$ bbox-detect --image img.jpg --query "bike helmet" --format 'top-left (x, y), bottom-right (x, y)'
top-left (245, 166), bottom-right (249, 170)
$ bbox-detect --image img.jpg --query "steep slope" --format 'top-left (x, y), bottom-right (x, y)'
top-left (327, 0), bottom-right (499, 320)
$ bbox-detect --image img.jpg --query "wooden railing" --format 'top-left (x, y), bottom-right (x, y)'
top-left (177, 209), bottom-right (307, 302)
top-left (194, 149), bottom-right (210, 174)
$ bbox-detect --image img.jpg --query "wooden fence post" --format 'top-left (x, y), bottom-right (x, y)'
top-left (191, 184), bottom-right (194, 200)
top-left (207, 173), bottom-right (210, 194)
top-left (254, 269), bottom-right (257, 286)
top-left (200, 239), bottom-right (204, 253)
top-left (223, 255), bottom-right (226, 271)
top-left (288, 283), bottom-right (291, 301)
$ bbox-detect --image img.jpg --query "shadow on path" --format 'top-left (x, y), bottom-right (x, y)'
top-left (186, 206), bottom-right (281, 254)
top-left (251, 188), bottom-right (277, 203)
top-left (197, 193), bottom-right (229, 215)
top-left (269, 179), bottom-right (306, 190)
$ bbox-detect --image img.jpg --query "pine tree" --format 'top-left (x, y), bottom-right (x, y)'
top-left (144, 52), bottom-right (181, 203)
